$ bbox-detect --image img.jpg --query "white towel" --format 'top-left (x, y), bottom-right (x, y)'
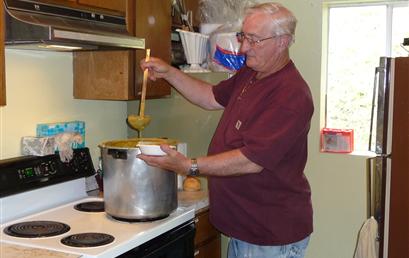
top-left (354, 216), bottom-right (379, 258)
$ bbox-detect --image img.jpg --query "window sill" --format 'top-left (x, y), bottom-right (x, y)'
top-left (320, 150), bottom-right (376, 158)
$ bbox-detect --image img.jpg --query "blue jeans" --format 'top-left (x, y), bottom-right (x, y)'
top-left (227, 236), bottom-right (310, 258)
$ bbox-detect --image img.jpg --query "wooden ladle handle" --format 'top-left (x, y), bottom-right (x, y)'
top-left (139, 49), bottom-right (151, 116)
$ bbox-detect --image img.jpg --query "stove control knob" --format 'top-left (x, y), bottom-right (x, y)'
top-left (48, 161), bottom-right (57, 175)
top-left (34, 166), bottom-right (43, 176)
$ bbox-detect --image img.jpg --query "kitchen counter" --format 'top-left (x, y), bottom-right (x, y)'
top-left (1, 190), bottom-right (209, 258)
top-left (0, 243), bottom-right (81, 258)
top-left (178, 190), bottom-right (209, 214)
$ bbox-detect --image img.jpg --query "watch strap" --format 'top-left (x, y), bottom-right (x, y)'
top-left (188, 158), bottom-right (200, 176)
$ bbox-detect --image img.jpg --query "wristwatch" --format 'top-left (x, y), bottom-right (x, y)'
top-left (188, 158), bottom-right (200, 176)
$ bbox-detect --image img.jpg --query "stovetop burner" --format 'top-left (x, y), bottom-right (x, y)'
top-left (61, 232), bottom-right (115, 247)
top-left (4, 221), bottom-right (70, 238)
top-left (74, 201), bottom-right (105, 212)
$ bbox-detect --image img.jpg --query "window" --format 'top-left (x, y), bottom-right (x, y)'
top-left (325, 2), bottom-right (409, 152)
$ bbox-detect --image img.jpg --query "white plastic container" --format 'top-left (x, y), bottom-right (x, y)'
top-left (199, 23), bottom-right (223, 35)
top-left (176, 29), bottom-right (210, 72)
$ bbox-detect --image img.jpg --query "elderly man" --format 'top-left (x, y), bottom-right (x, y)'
top-left (138, 2), bottom-right (313, 258)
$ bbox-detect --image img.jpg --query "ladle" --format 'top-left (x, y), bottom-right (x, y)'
top-left (127, 49), bottom-right (151, 132)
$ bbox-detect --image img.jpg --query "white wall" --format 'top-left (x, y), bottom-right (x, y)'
top-left (0, 50), bottom-right (128, 166)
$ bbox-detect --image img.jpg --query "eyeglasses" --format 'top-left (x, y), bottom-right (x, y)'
top-left (236, 32), bottom-right (277, 46)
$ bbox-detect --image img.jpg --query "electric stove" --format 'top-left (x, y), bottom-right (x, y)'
top-left (0, 148), bottom-right (194, 258)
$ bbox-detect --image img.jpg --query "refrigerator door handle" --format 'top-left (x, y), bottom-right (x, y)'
top-left (366, 155), bottom-right (389, 220)
top-left (366, 157), bottom-right (375, 219)
top-left (369, 66), bottom-right (381, 152)
top-left (369, 57), bottom-right (391, 154)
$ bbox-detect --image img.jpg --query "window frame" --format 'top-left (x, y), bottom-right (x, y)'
top-left (322, 0), bottom-right (408, 154)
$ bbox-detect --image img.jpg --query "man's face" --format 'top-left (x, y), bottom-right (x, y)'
top-left (240, 12), bottom-right (285, 72)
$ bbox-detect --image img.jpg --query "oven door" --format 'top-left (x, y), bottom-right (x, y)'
top-left (118, 220), bottom-right (195, 258)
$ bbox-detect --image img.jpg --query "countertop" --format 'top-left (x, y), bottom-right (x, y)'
top-left (0, 243), bottom-right (81, 258)
top-left (0, 190), bottom-right (209, 258)
top-left (178, 190), bottom-right (209, 214)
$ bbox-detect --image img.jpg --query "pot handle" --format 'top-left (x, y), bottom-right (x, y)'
top-left (107, 149), bottom-right (128, 160)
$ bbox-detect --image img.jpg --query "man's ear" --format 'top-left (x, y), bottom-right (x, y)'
top-left (279, 35), bottom-right (292, 50)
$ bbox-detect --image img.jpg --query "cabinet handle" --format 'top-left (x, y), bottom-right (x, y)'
top-left (194, 250), bottom-right (200, 256)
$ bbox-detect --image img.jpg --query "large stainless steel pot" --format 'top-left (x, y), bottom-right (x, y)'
top-left (99, 138), bottom-right (178, 220)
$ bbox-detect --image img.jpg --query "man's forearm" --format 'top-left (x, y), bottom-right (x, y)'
top-left (196, 149), bottom-right (263, 176)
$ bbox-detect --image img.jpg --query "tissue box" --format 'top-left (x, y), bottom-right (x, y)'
top-left (21, 136), bottom-right (55, 156)
top-left (36, 121), bottom-right (85, 148)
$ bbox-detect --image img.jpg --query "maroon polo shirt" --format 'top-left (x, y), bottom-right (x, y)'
top-left (208, 61), bottom-right (314, 245)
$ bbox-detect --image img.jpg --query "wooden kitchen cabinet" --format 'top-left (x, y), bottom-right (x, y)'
top-left (73, 0), bottom-right (171, 100)
top-left (194, 209), bottom-right (221, 258)
top-left (0, 1), bottom-right (6, 106)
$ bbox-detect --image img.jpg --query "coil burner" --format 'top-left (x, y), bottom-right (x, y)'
top-left (4, 221), bottom-right (70, 238)
top-left (74, 201), bottom-right (105, 212)
top-left (61, 232), bottom-right (115, 247)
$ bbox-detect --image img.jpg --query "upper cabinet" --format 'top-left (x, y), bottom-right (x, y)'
top-left (73, 0), bottom-right (172, 100)
top-left (1, 1), bottom-right (6, 106)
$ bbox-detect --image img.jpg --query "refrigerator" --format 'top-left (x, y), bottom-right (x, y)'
top-left (367, 56), bottom-right (409, 258)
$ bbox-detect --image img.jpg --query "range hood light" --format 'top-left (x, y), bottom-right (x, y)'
top-left (38, 44), bottom-right (84, 51)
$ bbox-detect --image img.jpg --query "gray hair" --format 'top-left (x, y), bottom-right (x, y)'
top-left (245, 2), bottom-right (297, 44)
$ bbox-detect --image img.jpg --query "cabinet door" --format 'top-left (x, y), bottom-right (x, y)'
top-left (0, 1), bottom-right (5, 106)
top-left (73, 51), bottom-right (136, 100)
top-left (195, 236), bottom-right (221, 258)
top-left (194, 210), bottom-right (219, 246)
top-left (134, 0), bottom-right (171, 98)
top-left (77, 0), bottom-right (126, 14)
top-left (73, 0), bottom-right (171, 100)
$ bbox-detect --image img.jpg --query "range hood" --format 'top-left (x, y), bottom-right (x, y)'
top-left (3, 0), bottom-right (145, 51)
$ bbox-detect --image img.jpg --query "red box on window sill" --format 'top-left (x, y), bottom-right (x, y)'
top-left (320, 128), bottom-right (354, 153)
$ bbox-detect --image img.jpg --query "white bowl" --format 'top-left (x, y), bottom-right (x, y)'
top-left (137, 144), bottom-right (175, 156)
